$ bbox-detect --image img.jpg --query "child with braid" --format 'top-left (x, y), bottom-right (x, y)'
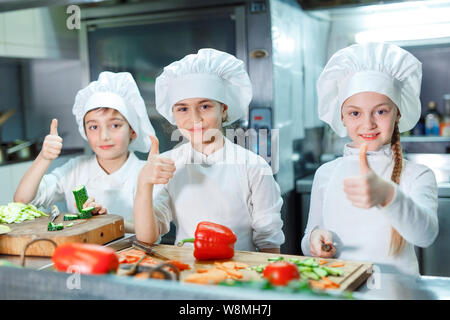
top-left (301, 43), bottom-right (439, 275)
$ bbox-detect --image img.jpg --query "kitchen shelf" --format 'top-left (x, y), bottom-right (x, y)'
top-left (400, 136), bottom-right (450, 143)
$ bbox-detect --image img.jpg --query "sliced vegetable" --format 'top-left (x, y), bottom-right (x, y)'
top-left (328, 262), bottom-right (345, 268)
top-left (268, 256), bottom-right (284, 262)
top-left (248, 264), bottom-right (266, 273)
top-left (312, 267), bottom-right (328, 278)
top-left (263, 261), bottom-right (300, 286)
top-left (167, 260), bottom-right (191, 271)
top-left (0, 202), bottom-right (48, 224)
top-left (73, 185), bottom-right (89, 213)
top-left (63, 214), bottom-right (79, 221)
top-left (52, 243), bottom-right (119, 274)
top-left (48, 222), bottom-right (64, 231)
top-left (78, 207), bottom-right (94, 219)
top-left (301, 258), bottom-right (319, 267)
top-left (66, 222), bottom-right (74, 227)
top-left (319, 259), bottom-right (328, 265)
top-left (321, 276), bottom-right (341, 289)
top-left (301, 271), bottom-right (321, 281)
top-left (323, 266), bottom-right (345, 276)
top-left (298, 266), bottom-right (312, 273)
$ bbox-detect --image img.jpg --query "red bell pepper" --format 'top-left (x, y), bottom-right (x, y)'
top-left (263, 261), bottom-right (300, 286)
top-left (52, 243), bottom-right (119, 275)
top-left (178, 221), bottom-right (237, 260)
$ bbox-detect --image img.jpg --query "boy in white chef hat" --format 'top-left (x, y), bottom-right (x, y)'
top-left (15, 71), bottom-right (155, 232)
top-left (301, 43), bottom-right (439, 275)
top-left (134, 48), bottom-right (285, 253)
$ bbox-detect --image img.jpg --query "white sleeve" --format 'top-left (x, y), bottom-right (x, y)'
top-left (300, 163), bottom-right (333, 255)
top-left (248, 162), bottom-right (285, 250)
top-left (377, 166), bottom-right (439, 248)
top-left (30, 158), bottom-right (78, 209)
top-left (152, 183), bottom-right (173, 236)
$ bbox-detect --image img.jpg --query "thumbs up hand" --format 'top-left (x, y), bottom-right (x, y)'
top-left (343, 143), bottom-right (395, 208)
top-left (138, 135), bottom-right (176, 186)
top-left (40, 119), bottom-right (63, 161)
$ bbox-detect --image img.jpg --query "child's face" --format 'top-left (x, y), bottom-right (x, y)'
top-left (341, 91), bottom-right (400, 151)
top-left (84, 108), bottom-right (136, 160)
top-left (172, 98), bottom-right (227, 145)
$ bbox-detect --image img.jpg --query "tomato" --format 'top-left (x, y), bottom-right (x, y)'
top-left (262, 261), bottom-right (300, 286)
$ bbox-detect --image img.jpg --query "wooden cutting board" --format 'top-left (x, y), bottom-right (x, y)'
top-left (118, 244), bottom-right (373, 292)
top-left (0, 214), bottom-right (124, 257)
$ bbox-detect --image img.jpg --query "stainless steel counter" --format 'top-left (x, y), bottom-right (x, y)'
top-left (1, 235), bottom-right (449, 300)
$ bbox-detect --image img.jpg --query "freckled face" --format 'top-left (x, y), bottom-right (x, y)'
top-left (84, 108), bottom-right (136, 160)
top-left (341, 92), bottom-right (400, 151)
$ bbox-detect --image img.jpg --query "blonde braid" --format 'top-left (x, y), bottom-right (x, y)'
top-left (389, 123), bottom-right (406, 255)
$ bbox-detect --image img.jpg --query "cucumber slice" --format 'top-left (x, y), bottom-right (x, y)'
top-left (78, 206), bottom-right (94, 219)
top-left (301, 271), bottom-right (320, 281)
top-left (73, 185), bottom-right (88, 213)
top-left (323, 266), bottom-right (345, 276)
top-left (66, 222), bottom-right (74, 227)
top-left (63, 214), bottom-right (79, 221)
top-left (313, 267), bottom-right (328, 278)
top-left (48, 222), bottom-right (64, 231)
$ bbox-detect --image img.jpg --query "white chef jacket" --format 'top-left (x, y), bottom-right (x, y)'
top-left (153, 137), bottom-right (285, 251)
top-left (301, 144), bottom-right (439, 276)
top-left (31, 152), bottom-right (145, 223)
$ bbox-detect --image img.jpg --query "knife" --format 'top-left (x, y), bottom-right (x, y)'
top-left (132, 240), bottom-right (172, 261)
top-left (49, 205), bottom-right (60, 224)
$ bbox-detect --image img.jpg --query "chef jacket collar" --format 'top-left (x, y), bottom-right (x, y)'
top-left (343, 143), bottom-right (393, 158)
top-left (188, 137), bottom-right (227, 166)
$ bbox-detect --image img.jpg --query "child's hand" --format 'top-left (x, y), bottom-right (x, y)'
top-left (138, 135), bottom-right (176, 185)
top-left (310, 229), bottom-right (336, 258)
top-left (41, 119), bottom-right (63, 161)
top-left (83, 197), bottom-right (107, 215)
top-left (343, 143), bottom-right (395, 208)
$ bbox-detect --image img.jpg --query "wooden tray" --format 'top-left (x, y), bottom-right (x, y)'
top-left (0, 214), bottom-right (124, 257)
top-left (118, 244), bottom-right (373, 292)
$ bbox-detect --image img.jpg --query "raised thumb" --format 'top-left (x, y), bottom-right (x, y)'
top-left (50, 119), bottom-right (58, 136)
top-left (148, 135), bottom-right (159, 158)
top-left (359, 143), bottom-right (371, 175)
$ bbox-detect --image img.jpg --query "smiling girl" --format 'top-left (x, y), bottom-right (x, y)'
top-left (301, 43), bottom-right (439, 275)
top-left (14, 72), bottom-right (155, 232)
top-left (134, 49), bottom-right (285, 253)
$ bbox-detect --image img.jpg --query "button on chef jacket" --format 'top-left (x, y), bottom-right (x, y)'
top-left (153, 137), bottom-right (285, 251)
top-left (301, 144), bottom-right (439, 276)
top-left (31, 152), bottom-right (145, 223)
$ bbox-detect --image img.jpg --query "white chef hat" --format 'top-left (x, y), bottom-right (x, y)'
top-left (317, 42), bottom-right (422, 137)
top-left (72, 71), bottom-right (155, 152)
top-left (155, 48), bottom-right (253, 126)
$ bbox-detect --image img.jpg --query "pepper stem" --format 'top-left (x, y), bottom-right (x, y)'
top-left (177, 238), bottom-right (195, 247)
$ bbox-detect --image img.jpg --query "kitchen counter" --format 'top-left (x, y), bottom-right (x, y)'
top-left (0, 234), bottom-right (449, 300)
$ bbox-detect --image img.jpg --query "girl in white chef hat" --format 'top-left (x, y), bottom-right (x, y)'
top-left (301, 42), bottom-right (439, 275)
top-left (134, 48), bottom-right (285, 253)
top-left (14, 71), bottom-right (155, 232)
